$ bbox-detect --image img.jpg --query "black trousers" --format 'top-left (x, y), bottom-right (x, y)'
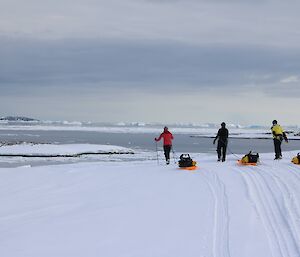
top-left (273, 138), bottom-right (282, 158)
top-left (163, 145), bottom-right (172, 161)
top-left (217, 140), bottom-right (227, 161)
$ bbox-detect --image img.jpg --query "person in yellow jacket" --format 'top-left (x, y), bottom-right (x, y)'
top-left (271, 120), bottom-right (288, 160)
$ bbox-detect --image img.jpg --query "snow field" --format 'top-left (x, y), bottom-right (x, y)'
top-left (0, 143), bottom-right (133, 155)
top-left (0, 152), bottom-right (300, 257)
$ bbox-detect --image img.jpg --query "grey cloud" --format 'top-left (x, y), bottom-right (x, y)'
top-left (1, 38), bottom-right (300, 96)
top-left (1, 0), bottom-right (300, 123)
top-left (1, 0), bottom-right (300, 49)
top-left (262, 82), bottom-right (300, 98)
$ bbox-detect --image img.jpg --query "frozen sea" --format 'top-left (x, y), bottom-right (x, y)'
top-left (0, 123), bottom-right (299, 154)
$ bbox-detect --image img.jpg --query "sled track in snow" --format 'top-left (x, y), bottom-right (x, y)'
top-left (239, 165), bottom-right (300, 257)
top-left (203, 170), bottom-right (231, 257)
top-left (265, 164), bottom-right (300, 249)
top-left (287, 164), bottom-right (300, 181)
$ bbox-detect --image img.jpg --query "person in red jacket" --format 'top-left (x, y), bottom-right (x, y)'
top-left (155, 126), bottom-right (174, 165)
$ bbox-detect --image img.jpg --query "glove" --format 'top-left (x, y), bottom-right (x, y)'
top-left (213, 139), bottom-right (216, 145)
top-left (154, 138), bottom-right (157, 141)
top-left (285, 139), bottom-right (289, 143)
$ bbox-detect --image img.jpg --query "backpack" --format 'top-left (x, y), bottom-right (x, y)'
top-left (241, 151), bottom-right (259, 164)
top-left (291, 153), bottom-right (300, 164)
top-left (178, 154), bottom-right (196, 167)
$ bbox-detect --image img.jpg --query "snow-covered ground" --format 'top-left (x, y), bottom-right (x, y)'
top-left (0, 145), bottom-right (300, 257)
top-left (0, 143), bottom-right (134, 156)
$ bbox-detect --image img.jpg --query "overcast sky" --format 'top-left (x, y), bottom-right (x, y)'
top-left (1, 0), bottom-right (300, 125)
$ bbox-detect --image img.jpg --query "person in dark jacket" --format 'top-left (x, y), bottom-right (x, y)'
top-left (213, 122), bottom-right (229, 162)
top-left (155, 126), bottom-right (174, 165)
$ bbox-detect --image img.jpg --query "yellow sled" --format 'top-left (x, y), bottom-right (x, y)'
top-left (237, 151), bottom-right (259, 166)
top-left (291, 153), bottom-right (300, 165)
top-left (237, 160), bottom-right (258, 166)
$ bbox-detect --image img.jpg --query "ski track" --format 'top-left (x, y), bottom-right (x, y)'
top-left (288, 164), bottom-right (300, 181)
top-left (238, 164), bottom-right (300, 257)
top-left (264, 164), bottom-right (300, 251)
top-left (203, 169), bottom-right (231, 257)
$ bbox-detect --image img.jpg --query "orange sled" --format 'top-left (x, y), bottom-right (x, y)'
top-left (179, 166), bottom-right (198, 171)
top-left (237, 160), bottom-right (258, 166)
